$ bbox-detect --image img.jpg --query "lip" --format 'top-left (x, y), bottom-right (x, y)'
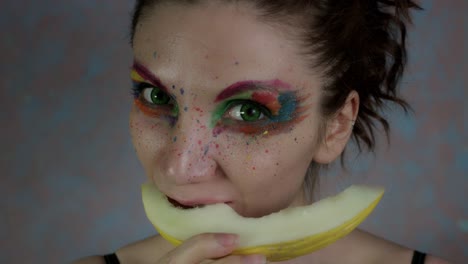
top-left (166, 195), bottom-right (232, 209)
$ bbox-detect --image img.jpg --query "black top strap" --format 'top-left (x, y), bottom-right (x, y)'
top-left (412, 250), bottom-right (426, 264)
top-left (103, 253), bottom-right (120, 264)
top-left (102, 250), bottom-right (425, 263)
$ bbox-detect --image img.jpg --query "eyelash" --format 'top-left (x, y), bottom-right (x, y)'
top-left (131, 82), bottom-right (149, 98)
top-left (131, 82), bottom-right (180, 120)
top-left (223, 99), bottom-right (271, 122)
top-left (132, 82), bottom-right (174, 105)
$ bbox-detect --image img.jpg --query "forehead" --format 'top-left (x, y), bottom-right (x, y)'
top-left (132, 2), bottom-right (316, 91)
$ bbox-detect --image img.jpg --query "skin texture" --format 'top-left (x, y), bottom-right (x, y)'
top-left (74, 1), bottom-right (451, 264)
top-left (129, 1), bottom-right (358, 219)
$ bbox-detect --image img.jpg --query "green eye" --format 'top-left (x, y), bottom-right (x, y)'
top-left (228, 102), bottom-right (266, 122)
top-left (143, 87), bottom-right (170, 105)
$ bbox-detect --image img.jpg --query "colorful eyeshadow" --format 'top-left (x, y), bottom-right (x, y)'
top-left (215, 79), bottom-right (292, 102)
top-left (251, 91), bottom-right (281, 115)
top-left (130, 61), bottom-right (178, 126)
top-left (211, 79), bottom-right (309, 136)
top-left (130, 61), bottom-right (169, 93)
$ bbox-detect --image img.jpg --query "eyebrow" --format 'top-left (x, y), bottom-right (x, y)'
top-left (131, 61), bottom-right (169, 92)
top-left (215, 79), bottom-right (293, 102)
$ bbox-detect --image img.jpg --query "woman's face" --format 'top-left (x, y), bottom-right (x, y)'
top-left (130, 2), bottom-right (327, 217)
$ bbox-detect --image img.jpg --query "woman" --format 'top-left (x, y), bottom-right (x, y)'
top-left (75, 0), bottom-right (450, 263)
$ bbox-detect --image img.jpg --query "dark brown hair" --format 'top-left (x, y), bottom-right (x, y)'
top-left (129, 0), bottom-right (420, 198)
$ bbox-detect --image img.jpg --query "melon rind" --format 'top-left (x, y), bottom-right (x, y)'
top-left (142, 183), bottom-right (384, 262)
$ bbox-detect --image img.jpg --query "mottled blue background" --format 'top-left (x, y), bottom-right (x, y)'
top-left (1, 1), bottom-right (466, 263)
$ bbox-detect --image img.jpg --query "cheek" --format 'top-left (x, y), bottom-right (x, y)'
top-left (222, 138), bottom-right (310, 217)
top-left (129, 107), bottom-right (170, 165)
top-left (222, 119), bottom-right (318, 194)
top-left (222, 132), bottom-right (314, 187)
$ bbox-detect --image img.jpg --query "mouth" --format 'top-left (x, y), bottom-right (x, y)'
top-left (166, 195), bottom-right (234, 210)
top-left (167, 196), bottom-right (206, 209)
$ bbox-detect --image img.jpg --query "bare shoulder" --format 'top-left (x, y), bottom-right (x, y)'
top-left (425, 255), bottom-right (452, 264)
top-left (353, 230), bottom-right (452, 264)
top-left (318, 229), bottom-right (452, 264)
top-left (115, 235), bottom-right (174, 264)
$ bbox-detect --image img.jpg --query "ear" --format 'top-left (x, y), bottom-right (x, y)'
top-left (313, 90), bottom-right (359, 164)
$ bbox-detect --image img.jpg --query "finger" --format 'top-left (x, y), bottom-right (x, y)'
top-left (162, 233), bottom-right (238, 264)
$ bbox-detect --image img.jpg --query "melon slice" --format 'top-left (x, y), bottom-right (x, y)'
top-left (142, 183), bottom-right (384, 262)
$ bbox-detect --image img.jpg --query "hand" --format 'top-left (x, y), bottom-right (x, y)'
top-left (158, 233), bottom-right (266, 264)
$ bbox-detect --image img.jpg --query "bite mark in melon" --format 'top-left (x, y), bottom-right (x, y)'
top-left (142, 183), bottom-right (384, 262)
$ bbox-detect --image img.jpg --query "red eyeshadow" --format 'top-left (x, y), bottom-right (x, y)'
top-left (218, 114), bottom-right (308, 136)
top-left (251, 91), bottom-right (281, 115)
top-left (134, 99), bottom-right (162, 117)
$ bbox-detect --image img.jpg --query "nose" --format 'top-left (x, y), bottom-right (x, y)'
top-left (157, 116), bottom-right (218, 186)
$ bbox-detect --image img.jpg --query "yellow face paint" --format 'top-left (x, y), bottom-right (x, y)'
top-left (131, 69), bottom-right (145, 82)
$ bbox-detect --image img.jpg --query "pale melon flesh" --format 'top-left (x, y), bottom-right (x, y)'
top-left (142, 183), bottom-right (384, 262)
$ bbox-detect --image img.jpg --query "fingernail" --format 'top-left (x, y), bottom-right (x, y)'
top-left (242, 255), bottom-right (266, 264)
top-left (215, 234), bottom-right (238, 247)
